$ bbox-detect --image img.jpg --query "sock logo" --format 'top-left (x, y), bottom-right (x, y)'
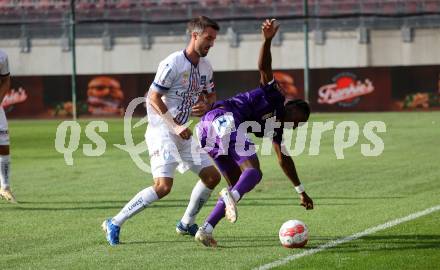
top-left (201, 222), bottom-right (209, 230)
top-left (128, 197), bottom-right (144, 211)
top-left (191, 198), bottom-right (206, 217)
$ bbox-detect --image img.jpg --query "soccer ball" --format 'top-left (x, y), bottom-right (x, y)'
top-left (279, 219), bottom-right (309, 248)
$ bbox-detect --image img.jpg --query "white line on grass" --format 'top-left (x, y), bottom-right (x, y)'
top-left (255, 204), bottom-right (440, 270)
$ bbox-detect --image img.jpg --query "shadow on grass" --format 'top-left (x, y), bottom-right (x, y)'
top-left (254, 234), bottom-right (440, 252)
top-left (215, 235), bottom-right (339, 249)
top-left (248, 196), bottom-right (404, 200)
top-left (15, 195), bottom-right (403, 205)
top-left (0, 205), bottom-right (124, 211)
top-left (99, 234), bottom-right (440, 251)
top-left (0, 203), bottom-right (353, 211)
top-left (326, 234), bottom-right (440, 252)
top-left (17, 200), bottom-right (130, 205)
top-left (119, 239), bottom-right (192, 245)
top-left (17, 199), bottom-right (206, 204)
top-left (218, 243), bottom-right (281, 249)
top-left (1, 198), bottom-right (355, 211)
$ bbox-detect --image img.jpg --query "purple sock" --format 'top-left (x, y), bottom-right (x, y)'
top-left (205, 168), bottom-right (262, 229)
top-left (232, 168), bottom-right (262, 198)
top-left (206, 198), bottom-right (225, 228)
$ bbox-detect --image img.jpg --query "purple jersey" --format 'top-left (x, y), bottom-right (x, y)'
top-left (212, 80), bottom-right (285, 144)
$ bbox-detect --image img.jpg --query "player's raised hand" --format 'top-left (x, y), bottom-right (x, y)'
top-left (300, 192), bottom-right (314, 210)
top-left (261, 19), bottom-right (280, 40)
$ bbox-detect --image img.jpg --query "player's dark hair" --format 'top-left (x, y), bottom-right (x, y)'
top-left (285, 99), bottom-right (311, 121)
top-left (187, 16), bottom-right (220, 35)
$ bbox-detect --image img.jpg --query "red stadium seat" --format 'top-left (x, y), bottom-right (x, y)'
top-left (404, 0), bottom-right (420, 14)
top-left (338, 0), bottom-right (360, 15)
top-left (382, 1), bottom-right (398, 15)
top-left (360, 0), bottom-right (378, 15)
top-left (424, 0), bottom-right (440, 13)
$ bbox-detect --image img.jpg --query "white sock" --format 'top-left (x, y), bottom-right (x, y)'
top-left (181, 180), bottom-right (213, 226)
top-left (0, 155), bottom-right (10, 190)
top-left (112, 186), bottom-right (159, 226)
top-left (202, 222), bottom-right (214, 234)
top-left (231, 190), bottom-right (240, 202)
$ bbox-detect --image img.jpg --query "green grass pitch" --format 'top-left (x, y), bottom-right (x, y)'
top-left (1, 112), bottom-right (439, 269)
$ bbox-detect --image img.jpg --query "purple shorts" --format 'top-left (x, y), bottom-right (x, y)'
top-left (197, 108), bottom-right (257, 165)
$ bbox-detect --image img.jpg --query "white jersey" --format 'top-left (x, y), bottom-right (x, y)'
top-left (0, 50), bottom-right (10, 77)
top-left (147, 50), bottom-right (214, 127)
top-left (0, 50), bottom-right (9, 145)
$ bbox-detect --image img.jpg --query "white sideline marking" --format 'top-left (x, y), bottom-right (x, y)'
top-left (255, 204), bottom-right (440, 270)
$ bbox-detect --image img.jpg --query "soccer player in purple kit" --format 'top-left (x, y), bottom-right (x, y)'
top-left (194, 19), bottom-right (314, 247)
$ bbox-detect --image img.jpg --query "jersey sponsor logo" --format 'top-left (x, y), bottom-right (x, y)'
top-left (318, 72), bottom-right (375, 107)
top-left (182, 72), bottom-right (190, 85)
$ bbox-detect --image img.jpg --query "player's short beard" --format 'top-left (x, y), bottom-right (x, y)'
top-left (196, 47), bottom-right (207, 57)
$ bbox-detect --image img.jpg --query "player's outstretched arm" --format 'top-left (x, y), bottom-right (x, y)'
top-left (273, 142), bottom-right (314, 210)
top-left (258, 19), bottom-right (280, 86)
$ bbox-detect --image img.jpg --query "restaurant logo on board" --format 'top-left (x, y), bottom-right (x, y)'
top-left (317, 72), bottom-right (374, 107)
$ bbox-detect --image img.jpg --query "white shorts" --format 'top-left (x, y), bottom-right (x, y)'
top-left (0, 108), bottom-right (9, 146)
top-left (145, 125), bottom-right (213, 179)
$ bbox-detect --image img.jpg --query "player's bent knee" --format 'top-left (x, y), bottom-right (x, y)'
top-left (210, 169), bottom-right (221, 185)
top-left (155, 185), bottom-right (172, 198)
top-left (200, 166), bottom-right (221, 189)
top-left (153, 179), bottom-right (173, 198)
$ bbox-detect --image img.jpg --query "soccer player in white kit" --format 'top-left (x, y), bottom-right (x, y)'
top-left (102, 16), bottom-right (222, 245)
top-left (0, 49), bottom-right (16, 203)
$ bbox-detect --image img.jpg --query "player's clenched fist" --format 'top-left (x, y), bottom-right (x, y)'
top-left (178, 127), bottom-right (192, 140)
top-left (300, 192), bottom-right (314, 210)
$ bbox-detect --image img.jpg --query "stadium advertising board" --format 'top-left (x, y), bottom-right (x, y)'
top-left (309, 67), bottom-right (392, 111)
top-left (7, 74), bottom-right (153, 118)
top-left (5, 66), bottom-right (440, 118)
top-left (390, 65), bottom-right (440, 110)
